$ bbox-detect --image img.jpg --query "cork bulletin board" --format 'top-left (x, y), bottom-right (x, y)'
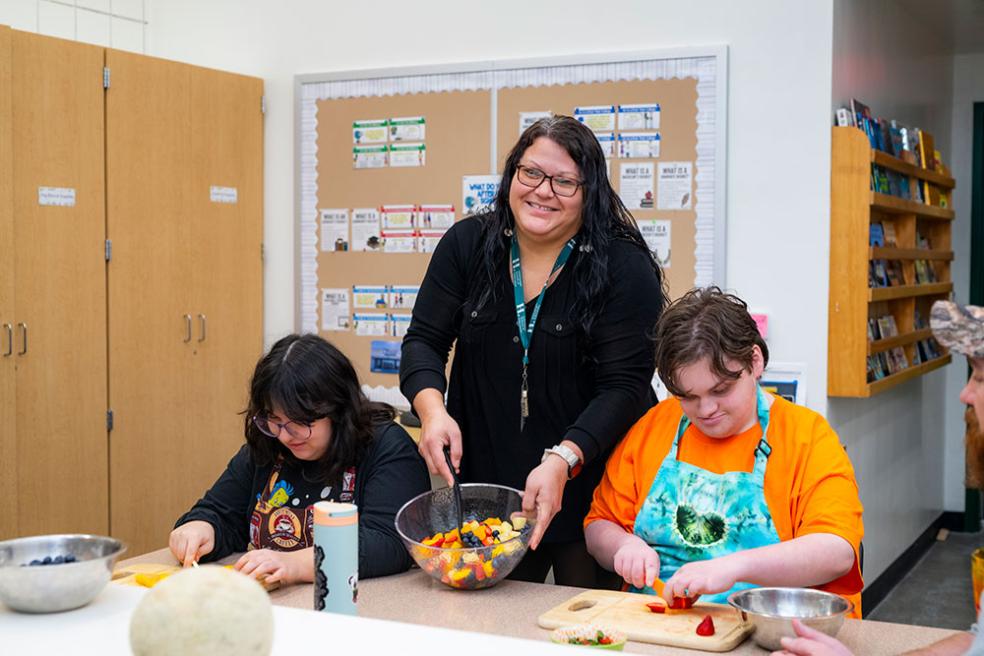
top-left (296, 48), bottom-right (727, 403)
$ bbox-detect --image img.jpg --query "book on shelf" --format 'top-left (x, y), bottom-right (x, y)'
top-left (916, 230), bottom-right (932, 249)
top-left (877, 315), bottom-right (899, 338)
top-left (870, 260), bottom-right (890, 288)
top-left (868, 317), bottom-right (882, 340)
top-left (914, 308), bottom-right (928, 330)
top-left (883, 222), bottom-right (897, 247)
top-left (835, 108), bottom-right (854, 127)
top-left (914, 260), bottom-right (937, 284)
top-left (869, 223), bottom-right (885, 247)
top-left (885, 260), bottom-right (905, 286)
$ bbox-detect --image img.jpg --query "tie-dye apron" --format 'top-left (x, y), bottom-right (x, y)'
top-left (631, 386), bottom-right (781, 604)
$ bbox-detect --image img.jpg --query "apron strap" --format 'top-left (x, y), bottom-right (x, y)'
top-left (672, 385), bottom-right (773, 480)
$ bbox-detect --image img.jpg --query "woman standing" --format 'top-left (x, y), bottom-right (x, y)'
top-left (400, 115), bottom-right (667, 586)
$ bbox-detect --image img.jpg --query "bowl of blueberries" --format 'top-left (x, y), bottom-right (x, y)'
top-left (0, 534), bottom-right (126, 613)
top-left (394, 483), bottom-right (534, 590)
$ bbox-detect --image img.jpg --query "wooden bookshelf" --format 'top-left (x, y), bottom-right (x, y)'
top-left (828, 126), bottom-right (955, 397)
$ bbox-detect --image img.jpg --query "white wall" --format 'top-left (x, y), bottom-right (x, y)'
top-left (946, 53), bottom-right (984, 509)
top-left (829, 0), bottom-right (957, 582)
top-left (139, 0), bottom-right (837, 418)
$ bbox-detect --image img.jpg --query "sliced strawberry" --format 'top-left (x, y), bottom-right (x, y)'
top-left (696, 614), bottom-right (715, 636)
top-left (646, 601), bottom-right (666, 613)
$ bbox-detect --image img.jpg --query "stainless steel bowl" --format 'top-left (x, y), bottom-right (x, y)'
top-left (0, 534), bottom-right (126, 613)
top-left (728, 587), bottom-right (853, 650)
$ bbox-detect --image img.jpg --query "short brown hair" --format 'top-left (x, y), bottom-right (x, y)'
top-left (655, 287), bottom-right (769, 396)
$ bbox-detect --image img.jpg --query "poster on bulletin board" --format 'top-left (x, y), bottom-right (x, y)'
top-left (296, 48), bottom-right (728, 402)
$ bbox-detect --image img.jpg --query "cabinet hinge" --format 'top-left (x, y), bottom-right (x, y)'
top-left (103, 67), bottom-right (111, 89)
top-left (106, 409), bottom-right (114, 432)
top-left (105, 239), bottom-right (112, 261)
top-left (261, 95), bottom-right (266, 114)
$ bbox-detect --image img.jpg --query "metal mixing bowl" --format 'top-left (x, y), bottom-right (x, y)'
top-left (728, 587), bottom-right (853, 650)
top-left (394, 483), bottom-right (534, 590)
top-left (0, 534), bottom-right (126, 613)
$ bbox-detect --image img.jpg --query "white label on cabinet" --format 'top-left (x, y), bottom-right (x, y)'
top-left (38, 187), bottom-right (76, 207)
top-left (210, 186), bottom-right (238, 204)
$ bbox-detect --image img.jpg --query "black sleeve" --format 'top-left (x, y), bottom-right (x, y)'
top-left (564, 243), bottom-right (663, 464)
top-left (175, 445), bottom-right (256, 562)
top-left (399, 218), bottom-right (479, 406)
top-left (357, 423), bottom-right (431, 578)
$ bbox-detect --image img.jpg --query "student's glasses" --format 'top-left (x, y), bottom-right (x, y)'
top-left (252, 413), bottom-right (313, 440)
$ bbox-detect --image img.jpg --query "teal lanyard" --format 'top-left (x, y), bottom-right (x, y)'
top-left (510, 235), bottom-right (576, 430)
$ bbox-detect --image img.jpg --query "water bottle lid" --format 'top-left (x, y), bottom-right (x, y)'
top-left (313, 501), bottom-right (358, 525)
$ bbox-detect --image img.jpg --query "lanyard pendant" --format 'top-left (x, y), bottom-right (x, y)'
top-left (520, 363), bottom-right (529, 431)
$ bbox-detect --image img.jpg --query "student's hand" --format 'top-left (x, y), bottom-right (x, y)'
top-left (234, 547), bottom-right (311, 586)
top-left (522, 455), bottom-right (569, 550)
top-left (168, 520), bottom-right (215, 567)
top-left (611, 535), bottom-right (660, 589)
top-left (416, 402), bottom-right (463, 488)
top-left (771, 619), bottom-right (855, 656)
top-left (663, 555), bottom-right (745, 602)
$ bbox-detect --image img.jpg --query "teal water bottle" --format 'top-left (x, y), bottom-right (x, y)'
top-left (313, 501), bottom-right (358, 615)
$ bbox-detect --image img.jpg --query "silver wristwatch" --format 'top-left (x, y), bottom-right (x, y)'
top-left (541, 444), bottom-right (582, 479)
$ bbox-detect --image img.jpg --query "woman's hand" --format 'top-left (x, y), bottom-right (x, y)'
top-left (663, 554), bottom-right (745, 601)
top-left (234, 547), bottom-right (312, 586)
top-left (522, 455), bottom-right (569, 550)
top-left (414, 389), bottom-right (463, 487)
top-left (771, 619), bottom-right (854, 656)
top-left (168, 520), bottom-right (215, 567)
top-left (611, 535), bottom-right (660, 589)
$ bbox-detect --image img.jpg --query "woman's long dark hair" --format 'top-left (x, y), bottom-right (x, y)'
top-left (473, 115), bottom-right (667, 331)
top-left (244, 334), bottom-right (395, 484)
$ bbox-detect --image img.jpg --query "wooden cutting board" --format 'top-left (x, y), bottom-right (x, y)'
top-left (538, 589), bottom-right (752, 652)
top-left (112, 562), bottom-right (279, 592)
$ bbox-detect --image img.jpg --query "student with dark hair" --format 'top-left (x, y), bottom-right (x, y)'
top-left (169, 333), bottom-right (430, 584)
top-left (585, 287), bottom-right (864, 615)
top-left (400, 115), bottom-right (668, 586)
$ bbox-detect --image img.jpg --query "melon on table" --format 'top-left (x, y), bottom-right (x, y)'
top-left (130, 565), bottom-right (273, 656)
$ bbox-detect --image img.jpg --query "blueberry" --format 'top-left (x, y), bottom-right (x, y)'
top-left (53, 555), bottom-right (65, 564)
top-left (42, 556), bottom-right (52, 565)
top-left (64, 554), bottom-right (76, 563)
top-left (492, 530), bottom-right (500, 538)
top-left (29, 559), bottom-right (42, 566)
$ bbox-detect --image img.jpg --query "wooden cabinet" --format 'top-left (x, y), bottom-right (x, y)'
top-left (828, 126), bottom-right (954, 397)
top-left (0, 28), bottom-right (263, 551)
top-left (106, 52), bottom-right (264, 556)
top-left (0, 26), bottom-right (14, 541)
top-left (0, 29), bottom-right (109, 538)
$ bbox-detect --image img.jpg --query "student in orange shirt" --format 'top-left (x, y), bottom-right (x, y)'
top-left (584, 287), bottom-right (864, 615)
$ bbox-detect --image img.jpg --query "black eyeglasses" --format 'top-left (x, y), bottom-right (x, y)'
top-left (515, 164), bottom-right (583, 198)
top-left (252, 412), bottom-right (313, 440)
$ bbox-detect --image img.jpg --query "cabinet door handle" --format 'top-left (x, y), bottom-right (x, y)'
top-left (184, 314), bottom-right (192, 342)
top-left (2, 323), bottom-right (11, 357)
top-left (17, 322), bottom-right (27, 355)
top-left (197, 314), bottom-right (207, 342)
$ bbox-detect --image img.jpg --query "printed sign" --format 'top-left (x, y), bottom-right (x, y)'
top-left (389, 116), bottom-right (425, 142)
top-left (320, 209), bottom-right (349, 251)
top-left (618, 103), bottom-right (661, 130)
top-left (462, 175), bottom-right (499, 216)
top-left (657, 161), bottom-right (693, 210)
top-left (574, 105), bottom-right (616, 132)
top-left (210, 186), bottom-right (238, 204)
top-left (353, 119), bottom-right (388, 144)
top-left (38, 186), bottom-right (76, 207)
